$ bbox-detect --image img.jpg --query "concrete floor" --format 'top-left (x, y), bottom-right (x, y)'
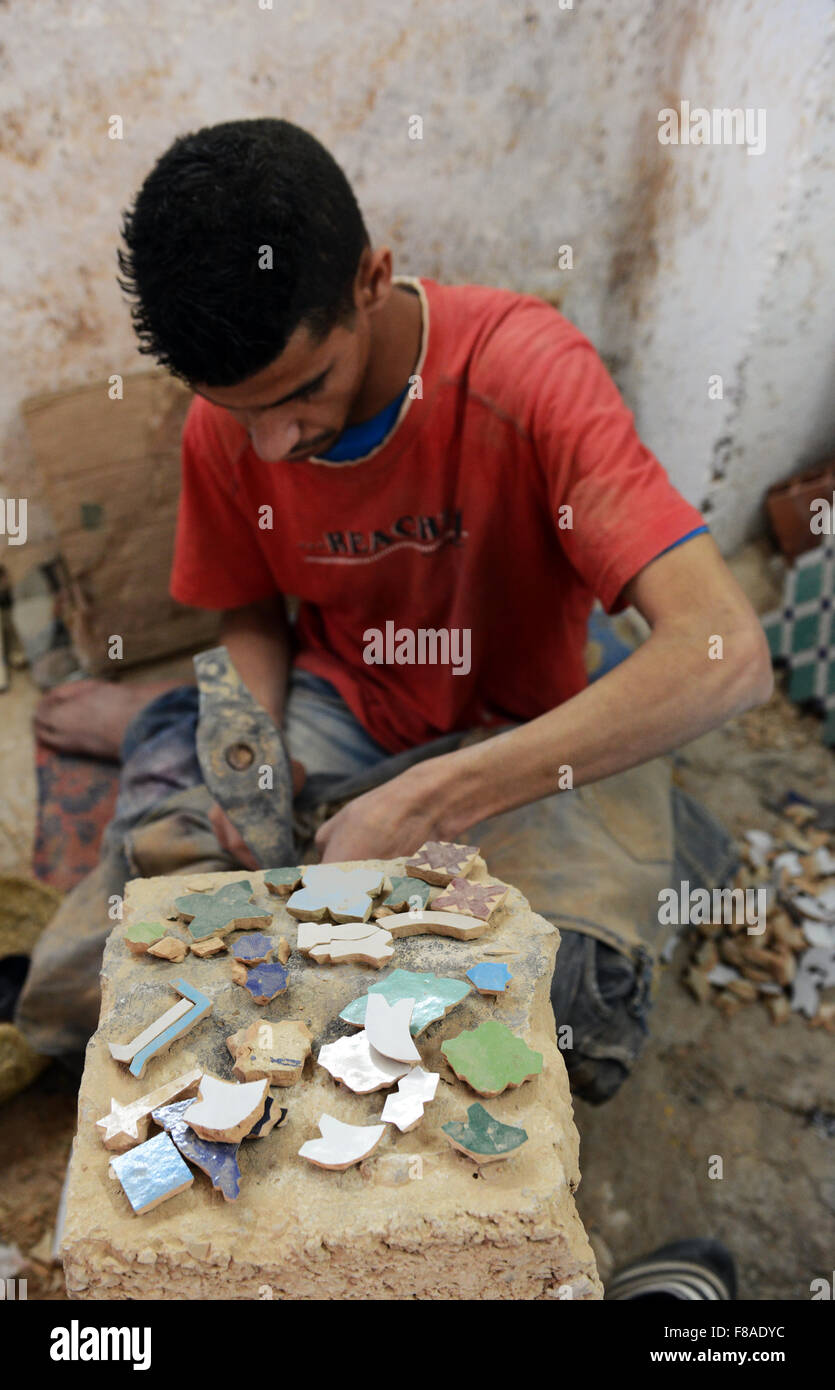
top-left (1, 615), bottom-right (833, 1299)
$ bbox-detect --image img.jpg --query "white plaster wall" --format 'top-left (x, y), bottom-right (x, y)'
top-left (1, 0), bottom-right (832, 557)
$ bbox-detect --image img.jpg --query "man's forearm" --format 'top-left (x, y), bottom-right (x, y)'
top-left (220, 594), bottom-right (292, 726)
top-left (428, 614), bottom-right (773, 838)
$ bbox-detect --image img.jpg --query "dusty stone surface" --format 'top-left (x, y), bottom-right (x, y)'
top-left (63, 858), bottom-right (601, 1300)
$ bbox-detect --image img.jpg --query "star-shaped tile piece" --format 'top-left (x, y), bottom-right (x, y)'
top-left (441, 1020), bottom-right (543, 1097)
top-left (466, 962), bottom-right (513, 995)
top-left (226, 1019), bottom-right (313, 1085)
top-left (231, 960), bottom-right (289, 1004)
top-left (340, 969), bottom-right (472, 1035)
top-left (97, 1070), bottom-right (209, 1151)
top-left (380, 1068), bottom-right (439, 1132)
top-left (442, 1102), bottom-right (529, 1164)
top-left (285, 865), bottom-right (385, 923)
top-left (174, 879), bottom-right (272, 941)
top-left (430, 877), bottom-right (508, 921)
top-left (404, 841), bottom-right (479, 886)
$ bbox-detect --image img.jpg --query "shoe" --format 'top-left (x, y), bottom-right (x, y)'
top-left (605, 1238), bottom-right (736, 1300)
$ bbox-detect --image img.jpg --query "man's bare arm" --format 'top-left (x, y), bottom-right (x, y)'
top-left (210, 592), bottom-right (296, 867)
top-left (315, 535), bottom-right (774, 860)
top-left (220, 592), bottom-right (293, 726)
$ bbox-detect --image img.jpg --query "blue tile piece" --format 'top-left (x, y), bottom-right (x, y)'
top-left (240, 962), bottom-right (289, 1003)
top-left (232, 933), bottom-right (274, 963)
top-left (152, 1099), bottom-right (242, 1202)
top-left (466, 962), bottom-right (512, 994)
top-left (128, 978), bottom-right (212, 1079)
top-left (110, 1130), bottom-right (193, 1214)
top-left (244, 1096), bottom-right (288, 1139)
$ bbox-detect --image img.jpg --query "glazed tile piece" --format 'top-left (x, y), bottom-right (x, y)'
top-left (96, 1067), bottom-right (203, 1152)
top-left (152, 1099), bottom-right (242, 1202)
top-left (174, 879), bottom-right (272, 941)
top-left (404, 841), bottom-right (479, 886)
top-left (226, 1019), bottom-right (313, 1086)
top-left (231, 933), bottom-right (274, 964)
top-left (109, 1130), bottom-right (193, 1215)
top-left (286, 865), bottom-right (385, 923)
top-left (364, 994), bottom-right (421, 1063)
top-left (299, 1114), bottom-right (387, 1170)
top-left (124, 921), bottom-right (166, 956)
top-left (185, 1075), bottom-right (269, 1143)
top-left (108, 979), bottom-right (212, 1079)
top-left (296, 919), bottom-right (395, 969)
top-left (317, 1032), bottom-right (411, 1093)
top-left (380, 1067), bottom-right (439, 1132)
top-left (466, 962), bottom-right (513, 995)
top-left (431, 878), bottom-right (508, 922)
top-left (386, 910), bottom-right (490, 941)
top-left (263, 866), bottom-right (303, 897)
top-left (245, 1096), bottom-right (287, 1138)
top-left (340, 968), bottom-right (472, 1035)
top-left (231, 960), bottom-right (289, 1003)
top-left (441, 1020), bottom-right (543, 1097)
top-left (373, 876), bottom-right (432, 918)
top-left (442, 1102), bottom-right (529, 1164)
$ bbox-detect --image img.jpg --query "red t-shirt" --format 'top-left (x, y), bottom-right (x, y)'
top-left (170, 278), bottom-right (704, 753)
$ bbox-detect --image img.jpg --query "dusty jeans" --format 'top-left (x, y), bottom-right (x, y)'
top-left (16, 670), bottom-right (736, 1101)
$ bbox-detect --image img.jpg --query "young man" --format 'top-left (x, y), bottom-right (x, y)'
top-left (23, 118), bottom-right (771, 1096)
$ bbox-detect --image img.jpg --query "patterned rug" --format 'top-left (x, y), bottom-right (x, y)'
top-left (32, 745), bottom-right (119, 892)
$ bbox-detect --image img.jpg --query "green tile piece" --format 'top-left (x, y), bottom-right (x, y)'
top-left (174, 880), bottom-right (272, 941)
top-left (442, 1102), bottom-right (529, 1164)
top-left (339, 968), bottom-right (472, 1036)
top-left (441, 1020), bottom-right (543, 1097)
top-left (791, 612), bottom-right (820, 654)
top-left (379, 876), bottom-right (432, 913)
top-left (794, 562), bottom-right (823, 604)
top-left (263, 867), bottom-right (302, 893)
top-left (788, 661), bottom-right (817, 702)
top-left (125, 921), bottom-right (165, 948)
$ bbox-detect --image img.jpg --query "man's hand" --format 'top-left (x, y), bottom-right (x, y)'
top-left (315, 760), bottom-right (460, 863)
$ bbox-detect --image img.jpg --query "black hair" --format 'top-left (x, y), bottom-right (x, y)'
top-left (117, 118), bottom-right (370, 386)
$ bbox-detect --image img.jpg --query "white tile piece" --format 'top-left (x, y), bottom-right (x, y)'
top-left (380, 1068), bottom-right (439, 1132)
top-left (707, 963), bottom-right (741, 987)
top-left (773, 850), bottom-right (803, 878)
top-left (299, 1113), bottom-right (387, 1170)
top-left (364, 994), bottom-right (421, 1063)
top-left (813, 847), bottom-right (835, 876)
top-left (184, 1075), bottom-right (268, 1142)
top-left (744, 829), bottom-right (773, 867)
top-left (802, 919), bottom-right (835, 949)
top-left (108, 997), bottom-right (192, 1064)
top-left (308, 930), bottom-right (394, 967)
top-left (317, 1032), bottom-right (411, 1093)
